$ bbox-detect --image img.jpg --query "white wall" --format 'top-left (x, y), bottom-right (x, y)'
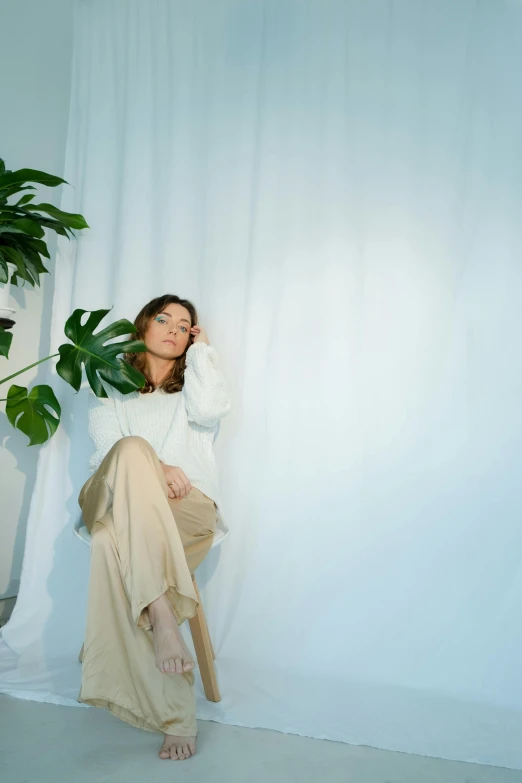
top-left (0, 0), bottom-right (73, 619)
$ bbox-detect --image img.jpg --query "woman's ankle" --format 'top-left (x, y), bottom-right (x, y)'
top-left (148, 592), bottom-right (171, 623)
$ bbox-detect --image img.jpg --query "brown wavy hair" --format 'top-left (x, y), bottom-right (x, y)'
top-left (124, 294), bottom-right (198, 395)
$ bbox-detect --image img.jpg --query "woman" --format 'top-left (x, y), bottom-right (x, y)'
top-left (77, 294), bottom-right (231, 761)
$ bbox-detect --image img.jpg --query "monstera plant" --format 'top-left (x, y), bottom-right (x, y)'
top-left (0, 160), bottom-right (146, 444)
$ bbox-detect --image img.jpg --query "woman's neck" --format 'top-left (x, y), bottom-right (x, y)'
top-left (145, 356), bottom-right (175, 387)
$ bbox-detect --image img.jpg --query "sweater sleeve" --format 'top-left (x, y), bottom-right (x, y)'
top-left (182, 342), bottom-right (231, 428)
top-left (87, 388), bottom-right (124, 472)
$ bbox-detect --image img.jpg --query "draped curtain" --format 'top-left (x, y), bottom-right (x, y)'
top-left (2, 0), bottom-right (522, 768)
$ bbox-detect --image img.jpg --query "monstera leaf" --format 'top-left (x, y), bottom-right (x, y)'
top-left (0, 326), bottom-right (12, 358)
top-left (1, 307), bottom-right (147, 445)
top-left (5, 384), bottom-right (61, 445)
top-left (56, 308), bottom-right (147, 397)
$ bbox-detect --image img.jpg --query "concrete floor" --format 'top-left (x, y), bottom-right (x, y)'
top-left (1, 694), bottom-right (522, 783)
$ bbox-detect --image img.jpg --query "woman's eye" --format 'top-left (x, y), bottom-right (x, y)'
top-left (155, 317), bottom-right (167, 324)
top-left (180, 326), bottom-right (187, 333)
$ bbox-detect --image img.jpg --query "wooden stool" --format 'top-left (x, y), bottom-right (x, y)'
top-left (188, 574), bottom-right (220, 701)
top-left (74, 519), bottom-right (227, 703)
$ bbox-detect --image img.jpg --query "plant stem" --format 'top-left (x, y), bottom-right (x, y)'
top-left (0, 353), bottom-right (59, 386)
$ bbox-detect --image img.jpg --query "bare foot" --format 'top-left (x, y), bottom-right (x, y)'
top-left (159, 734), bottom-right (197, 760)
top-left (148, 593), bottom-right (195, 674)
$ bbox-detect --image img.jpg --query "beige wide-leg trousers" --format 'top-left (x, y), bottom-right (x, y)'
top-left (77, 435), bottom-right (217, 736)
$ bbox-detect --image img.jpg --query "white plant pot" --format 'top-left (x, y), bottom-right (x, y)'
top-left (0, 262), bottom-right (16, 322)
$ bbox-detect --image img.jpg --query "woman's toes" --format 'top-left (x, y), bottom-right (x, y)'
top-left (160, 735), bottom-right (196, 760)
top-left (159, 656), bottom-right (195, 674)
top-left (170, 745), bottom-right (185, 761)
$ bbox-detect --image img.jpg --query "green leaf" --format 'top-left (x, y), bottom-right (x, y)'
top-left (13, 214), bottom-right (73, 238)
top-left (0, 225), bottom-right (30, 235)
top-left (0, 244), bottom-right (25, 269)
top-left (0, 246), bottom-right (34, 285)
top-left (0, 160), bottom-right (5, 176)
top-left (21, 248), bottom-right (48, 277)
top-left (0, 237), bottom-right (50, 288)
top-left (13, 252), bottom-right (38, 287)
top-left (0, 204), bottom-right (29, 213)
top-left (0, 326), bottom-right (13, 358)
top-left (11, 218), bottom-right (45, 238)
top-left (0, 255), bottom-right (7, 284)
top-left (5, 384), bottom-right (61, 445)
top-left (33, 218), bottom-right (71, 237)
top-left (15, 194), bottom-right (35, 207)
top-left (24, 203), bottom-right (89, 230)
top-left (0, 168), bottom-right (67, 190)
top-left (24, 236), bottom-right (50, 259)
top-left (56, 308), bottom-right (147, 396)
top-left (0, 185), bottom-right (36, 204)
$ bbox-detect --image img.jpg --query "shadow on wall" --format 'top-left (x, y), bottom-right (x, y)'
top-left (43, 386), bottom-right (92, 690)
top-left (0, 232), bottom-right (58, 620)
top-left (0, 599), bottom-right (15, 626)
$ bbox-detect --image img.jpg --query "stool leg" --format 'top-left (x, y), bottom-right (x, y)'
top-left (191, 575), bottom-right (216, 659)
top-left (188, 575), bottom-right (221, 702)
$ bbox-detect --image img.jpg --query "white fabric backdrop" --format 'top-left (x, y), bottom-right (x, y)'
top-left (2, 0), bottom-right (522, 768)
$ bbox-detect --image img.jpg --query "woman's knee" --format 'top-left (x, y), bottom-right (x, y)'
top-left (111, 435), bottom-right (155, 458)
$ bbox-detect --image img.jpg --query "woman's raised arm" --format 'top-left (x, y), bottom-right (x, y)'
top-left (182, 342), bottom-right (231, 428)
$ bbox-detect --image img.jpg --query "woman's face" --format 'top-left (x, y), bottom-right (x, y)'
top-left (143, 302), bottom-right (193, 360)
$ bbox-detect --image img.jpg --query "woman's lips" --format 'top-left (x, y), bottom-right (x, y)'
top-left (163, 340), bottom-right (175, 345)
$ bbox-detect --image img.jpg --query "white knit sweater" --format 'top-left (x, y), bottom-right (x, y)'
top-left (86, 342), bottom-right (231, 520)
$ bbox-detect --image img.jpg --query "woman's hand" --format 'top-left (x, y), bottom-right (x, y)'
top-left (190, 325), bottom-right (210, 345)
top-left (160, 463), bottom-right (192, 500)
